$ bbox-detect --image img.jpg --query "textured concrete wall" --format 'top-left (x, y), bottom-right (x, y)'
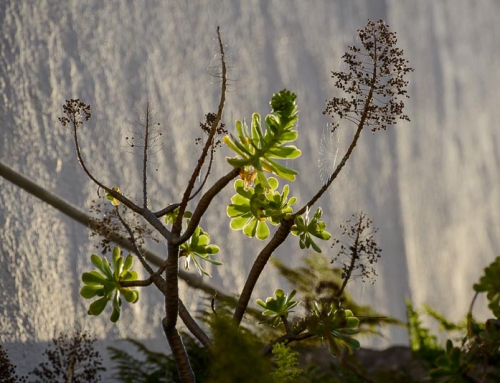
top-left (1, 0), bottom-right (500, 378)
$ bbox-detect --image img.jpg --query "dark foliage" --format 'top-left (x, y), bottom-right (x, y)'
top-left (108, 335), bottom-right (210, 383)
top-left (0, 344), bottom-right (27, 383)
top-left (30, 329), bottom-right (104, 383)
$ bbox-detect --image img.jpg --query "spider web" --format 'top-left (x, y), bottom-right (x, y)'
top-left (318, 122), bottom-right (341, 186)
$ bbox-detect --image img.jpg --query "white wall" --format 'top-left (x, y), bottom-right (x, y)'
top-left (1, 0), bottom-right (500, 378)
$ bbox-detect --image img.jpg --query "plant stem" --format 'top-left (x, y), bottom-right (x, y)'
top-left (175, 26), bottom-right (227, 228)
top-left (233, 218), bottom-right (294, 325)
top-left (142, 101), bottom-right (151, 208)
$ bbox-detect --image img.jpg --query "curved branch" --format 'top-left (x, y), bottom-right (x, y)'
top-left (70, 116), bottom-right (143, 216)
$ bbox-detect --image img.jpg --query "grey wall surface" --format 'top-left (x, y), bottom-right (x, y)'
top-left (1, 0), bottom-right (500, 378)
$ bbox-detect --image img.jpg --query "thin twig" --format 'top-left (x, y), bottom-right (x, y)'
top-left (142, 101), bottom-right (151, 208)
top-left (174, 26), bottom-right (227, 232)
top-left (116, 206), bottom-right (154, 275)
top-left (67, 108), bottom-right (174, 242)
top-left (335, 217), bottom-right (363, 298)
top-left (70, 114), bottom-right (143, 216)
top-left (153, 203), bottom-right (181, 218)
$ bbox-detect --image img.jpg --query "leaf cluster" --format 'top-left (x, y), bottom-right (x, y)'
top-left (180, 223), bottom-right (222, 276)
top-left (474, 256), bottom-right (500, 319)
top-left (227, 177), bottom-right (296, 240)
top-left (306, 303), bottom-right (360, 357)
top-left (223, 89), bottom-right (301, 187)
top-left (291, 208), bottom-right (332, 253)
top-left (80, 247), bottom-right (140, 322)
top-left (256, 289), bottom-right (299, 327)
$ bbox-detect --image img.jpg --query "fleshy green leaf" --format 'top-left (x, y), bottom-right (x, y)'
top-left (80, 285), bottom-right (102, 299)
top-left (256, 220), bottom-right (270, 240)
top-left (88, 296), bottom-right (110, 316)
top-left (82, 271), bottom-right (107, 286)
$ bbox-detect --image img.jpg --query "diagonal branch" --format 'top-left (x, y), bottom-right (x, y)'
top-left (174, 167), bottom-right (239, 246)
top-left (174, 26), bottom-right (227, 232)
top-left (293, 70), bottom-right (376, 219)
top-left (260, 331), bottom-right (314, 355)
top-left (188, 143), bottom-right (215, 202)
top-left (0, 160), bottom-right (239, 316)
top-left (233, 29), bottom-right (384, 326)
top-left (233, 218), bottom-right (295, 325)
top-left (70, 111), bottom-right (143, 216)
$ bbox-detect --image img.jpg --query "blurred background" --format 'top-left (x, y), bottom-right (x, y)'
top-left (1, 0), bottom-right (500, 378)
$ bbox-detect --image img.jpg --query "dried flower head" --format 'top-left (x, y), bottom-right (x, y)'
top-left (195, 112), bottom-right (228, 150)
top-left (0, 344), bottom-right (27, 382)
top-left (58, 99), bottom-right (92, 131)
top-left (324, 19), bottom-right (413, 132)
top-left (331, 212), bottom-right (381, 288)
top-left (90, 197), bottom-right (157, 255)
